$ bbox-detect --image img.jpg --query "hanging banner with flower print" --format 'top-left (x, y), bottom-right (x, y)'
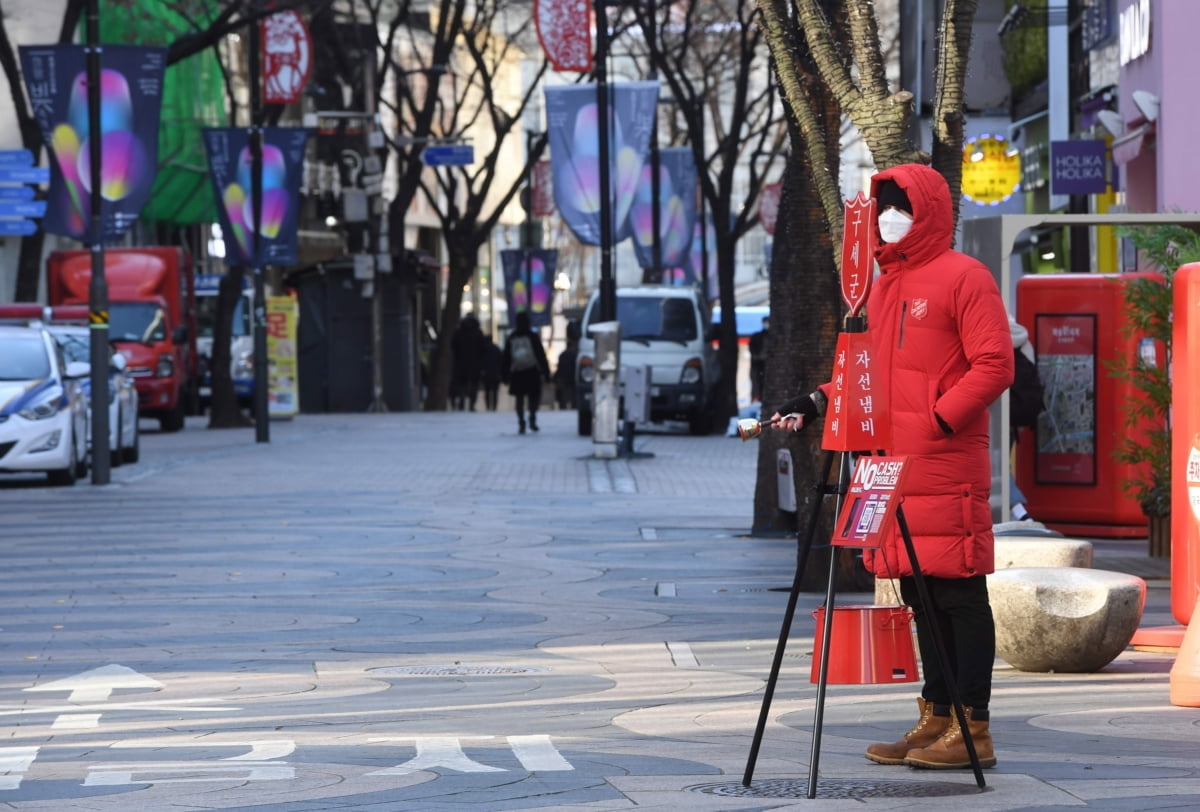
top-left (202, 127), bottom-right (310, 267)
top-left (19, 44), bottom-right (167, 243)
top-left (632, 147), bottom-right (697, 271)
top-left (544, 81), bottom-right (660, 246)
top-left (501, 248), bottom-right (556, 328)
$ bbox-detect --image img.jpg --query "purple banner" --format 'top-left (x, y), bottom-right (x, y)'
top-left (20, 45), bottom-right (167, 243)
top-left (544, 81), bottom-right (660, 246)
top-left (203, 127), bottom-right (310, 266)
top-left (501, 248), bottom-right (556, 328)
top-left (1050, 140), bottom-right (1108, 196)
top-left (632, 147), bottom-right (697, 270)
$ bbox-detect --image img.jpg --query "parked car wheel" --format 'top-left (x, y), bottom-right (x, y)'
top-left (577, 407), bottom-right (592, 437)
top-left (47, 436), bottom-right (78, 487)
top-left (123, 422), bottom-right (140, 463)
top-left (688, 406), bottom-right (713, 436)
top-left (160, 402), bottom-right (186, 432)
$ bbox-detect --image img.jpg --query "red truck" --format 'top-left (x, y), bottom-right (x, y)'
top-left (47, 247), bottom-right (198, 432)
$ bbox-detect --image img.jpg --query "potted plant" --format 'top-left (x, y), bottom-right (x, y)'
top-left (1108, 224), bottom-right (1200, 557)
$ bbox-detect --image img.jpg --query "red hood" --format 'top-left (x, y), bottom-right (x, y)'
top-left (870, 163), bottom-right (954, 270)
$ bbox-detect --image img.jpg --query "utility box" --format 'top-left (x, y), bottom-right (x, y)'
top-left (623, 364), bottom-right (651, 424)
top-left (589, 321), bottom-right (621, 458)
top-left (1016, 273), bottom-right (1164, 536)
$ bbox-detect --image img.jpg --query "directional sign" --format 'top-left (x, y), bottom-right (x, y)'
top-left (0, 220), bottom-right (36, 236)
top-left (0, 200), bottom-right (46, 218)
top-left (0, 166), bottom-right (49, 184)
top-left (422, 143), bottom-right (474, 167)
top-left (0, 186), bottom-right (35, 201)
top-left (0, 149), bottom-right (34, 167)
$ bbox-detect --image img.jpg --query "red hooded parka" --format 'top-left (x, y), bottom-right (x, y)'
top-left (861, 164), bottom-right (1013, 580)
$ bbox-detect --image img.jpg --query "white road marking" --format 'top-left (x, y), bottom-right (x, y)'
top-left (0, 747), bottom-right (38, 790)
top-left (23, 665), bottom-right (162, 702)
top-left (667, 641), bottom-right (699, 668)
top-left (367, 736), bottom-right (506, 774)
top-left (507, 735), bottom-right (573, 771)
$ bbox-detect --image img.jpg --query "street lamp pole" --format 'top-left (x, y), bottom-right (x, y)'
top-left (249, 7), bottom-right (269, 442)
top-left (594, 0), bottom-right (615, 322)
top-left (85, 0), bottom-right (111, 483)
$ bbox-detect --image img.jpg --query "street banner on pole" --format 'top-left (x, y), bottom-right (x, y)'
top-left (202, 127), bottom-right (310, 266)
top-left (261, 10), bottom-right (313, 105)
top-left (501, 248), bottom-right (556, 328)
top-left (632, 147), bottom-right (697, 271)
top-left (534, 0), bottom-right (593, 73)
top-left (19, 45), bottom-right (167, 243)
top-left (820, 330), bottom-right (890, 452)
top-left (544, 81), bottom-right (659, 246)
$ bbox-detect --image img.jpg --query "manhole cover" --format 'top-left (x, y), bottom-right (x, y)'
top-left (689, 778), bottom-right (983, 799)
top-left (370, 664), bottom-right (552, 676)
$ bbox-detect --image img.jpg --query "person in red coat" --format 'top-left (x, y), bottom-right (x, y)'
top-left (772, 163), bottom-right (1013, 770)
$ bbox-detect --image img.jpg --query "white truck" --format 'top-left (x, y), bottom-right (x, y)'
top-left (575, 285), bottom-right (720, 436)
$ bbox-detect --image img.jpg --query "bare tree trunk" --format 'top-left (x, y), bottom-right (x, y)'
top-left (208, 268), bottom-right (252, 428)
top-left (425, 245), bottom-right (473, 411)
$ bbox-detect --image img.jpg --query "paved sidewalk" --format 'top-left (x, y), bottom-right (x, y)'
top-left (0, 409), bottom-right (1194, 810)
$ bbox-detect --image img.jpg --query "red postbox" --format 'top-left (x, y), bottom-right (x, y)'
top-left (1015, 273), bottom-right (1165, 536)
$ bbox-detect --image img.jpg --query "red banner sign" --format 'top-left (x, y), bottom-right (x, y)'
top-left (832, 456), bottom-right (910, 547)
top-left (261, 11), bottom-right (313, 105)
top-left (534, 0), bottom-right (593, 73)
top-left (840, 193), bottom-right (876, 316)
top-left (759, 181), bottom-right (782, 235)
top-left (821, 331), bottom-right (890, 452)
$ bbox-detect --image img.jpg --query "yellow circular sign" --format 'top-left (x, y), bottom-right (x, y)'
top-left (961, 134), bottom-right (1021, 206)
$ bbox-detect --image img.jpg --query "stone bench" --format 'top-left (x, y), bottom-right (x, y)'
top-left (873, 533), bottom-right (1094, 604)
top-left (987, 567), bottom-right (1147, 672)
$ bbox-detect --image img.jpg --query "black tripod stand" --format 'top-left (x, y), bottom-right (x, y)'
top-left (741, 448), bottom-right (987, 798)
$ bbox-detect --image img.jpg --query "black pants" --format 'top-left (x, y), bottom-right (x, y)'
top-left (899, 574), bottom-right (994, 710)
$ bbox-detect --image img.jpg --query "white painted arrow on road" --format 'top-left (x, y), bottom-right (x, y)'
top-left (23, 665), bottom-right (163, 702)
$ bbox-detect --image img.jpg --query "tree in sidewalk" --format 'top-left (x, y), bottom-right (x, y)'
top-left (391, 0), bottom-right (548, 411)
top-left (751, 0), bottom-right (980, 573)
top-left (630, 0), bottom-right (790, 429)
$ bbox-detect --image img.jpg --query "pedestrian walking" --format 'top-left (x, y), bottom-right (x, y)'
top-left (502, 311), bottom-right (551, 434)
top-left (1008, 314), bottom-right (1045, 522)
top-left (481, 338), bottom-right (503, 411)
top-left (451, 314), bottom-right (487, 411)
top-left (553, 337), bottom-right (578, 410)
top-left (770, 163), bottom-right (1014, 770)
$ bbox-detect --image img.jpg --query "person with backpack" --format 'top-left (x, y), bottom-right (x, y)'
top-left (502, 311), bottom-right (551, 434)
top-left (1009, 315), bottom-right (1045, 521)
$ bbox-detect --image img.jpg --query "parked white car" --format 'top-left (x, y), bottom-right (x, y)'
top-left (0, 325), bottom-right (90, 485)
top-left (47, 324), bottom-right (140, 466)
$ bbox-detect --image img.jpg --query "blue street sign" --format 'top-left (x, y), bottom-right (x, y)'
top-left (0, 186), bottom-right (35, 201)
top-left (0, 219), bottom-right (36, 236)
top-left (0, 200), bottom-right (46, 218)
top-left (0, 166), bottom-right (49, 184)
top-left (0, 149), bottom-right (34, 167)
top-left (422, 143), bottom-right (474, 167)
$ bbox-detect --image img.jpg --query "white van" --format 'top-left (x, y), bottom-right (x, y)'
top-left (575, 285), bottom-right (720, 435)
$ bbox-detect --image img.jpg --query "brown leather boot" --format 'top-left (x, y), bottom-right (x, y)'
top-left (904, 707), bottom-right (997, 769)
top-left (865, 697), bottom-right (952, 765)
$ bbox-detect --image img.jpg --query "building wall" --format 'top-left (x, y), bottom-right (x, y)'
top-left (1118, 0), bottom-right (1200, 213)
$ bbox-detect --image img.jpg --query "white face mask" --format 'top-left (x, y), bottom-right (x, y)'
top-left (878, 208), bottom-right (913, 244)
